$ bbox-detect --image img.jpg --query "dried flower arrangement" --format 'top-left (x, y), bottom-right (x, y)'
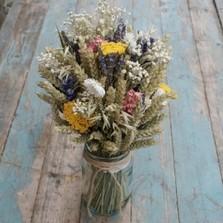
top-left (37, 1), bottom-right (176, 158)
top-left (37, 0), bottom-right (177, 216)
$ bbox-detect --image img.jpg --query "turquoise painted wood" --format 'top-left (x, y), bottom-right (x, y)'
top-left (131, 1), bottom-right (178, 223)
top-left (161, 0), bottom-right (223, 222)
top-left (0, 0), bottom-right (50, 154)
top-left (0, 0), bottom-right (78, 222)
top-left (214, 0), bottom-right (223, 28)
top-left (0, 0), bottom-right (223, 222)
top-left (0, 163), bottom-right (41, 223)
top-left (1, 0), bottom-right (76, 168)
top-left (188, 0), bottom-right (223, 177)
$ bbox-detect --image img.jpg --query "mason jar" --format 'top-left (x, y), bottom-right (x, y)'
top-left (81, 143), bottom-right (133, 217)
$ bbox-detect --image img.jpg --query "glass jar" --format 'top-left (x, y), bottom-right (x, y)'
top-left (82, 143), bottom-right (133, 217)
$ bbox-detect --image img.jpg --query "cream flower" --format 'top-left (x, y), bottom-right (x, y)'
top-left (154, 83), bottom-right (177, 106)
top-left (83, 78), bottom-right (105, 97)
top-left (124, 33), bottom-right (136, 49)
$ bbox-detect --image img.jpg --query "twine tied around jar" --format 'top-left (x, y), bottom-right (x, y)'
top-left (83, 151), bottom-right (132, 217)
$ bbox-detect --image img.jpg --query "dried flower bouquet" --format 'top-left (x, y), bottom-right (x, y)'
top-left (37, 0), bottom-right (177, 216)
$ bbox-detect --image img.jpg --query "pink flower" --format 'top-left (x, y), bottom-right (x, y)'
top-left (87, 36), bottom-right (106, 53)
top-left (123, 89), bottom-right (142, 114)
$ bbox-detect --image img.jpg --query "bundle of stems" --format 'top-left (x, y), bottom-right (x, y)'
top-left (82, 153), bottom-right (133, 216)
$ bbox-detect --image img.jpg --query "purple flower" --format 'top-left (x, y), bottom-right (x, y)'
top-left (137, 37), bottom-right (155, 54)
top-left (150, 37), bottom-right (155, 45)
top-left (141, 38), bottom-right (148, 53)
top-left (98, 53), bottom-right (108, 75)
top-left (114, 19), bottom-right (126, 41)
top-left (66, 88), bottom-right (76, 101)
top-left (98, 53), bottom-right (124, 75)
top-left (62, 76), bottom-right (75, 90)
top-left (61, 76), bottom-right (77, 101)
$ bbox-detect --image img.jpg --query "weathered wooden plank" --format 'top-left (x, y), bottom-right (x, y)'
top-left (188, 0), bottom-right (223, 178)
top-left (0, 0), bottom-right (74, 167)
top-left (214, 0), bottom-right (223, 29)
top-left (30, 136), bottom-right (83, 223)
top-left (0, 0), bottom-right (52, 219)
top-left (132, 0), bottom-right (162, 34)
top-left (20, 1), bottom-right (90, 222)
top-left (0, 0), bottom-right (50, 155)
top-left (160, 0), bottom-right (223, 222)
top-left (0, 0), bottom-right (24, 54)
top-left (79, 202), bottom-right (131, 223)
top-left (0, 0), bottom-right (81, 222)
top-left (131, 0), bottom-right (179, 223)
top-left (131, 125), bottom-right (179, 223)
top-left (0, 163), bottom-right (41, 223)
top-left (0, 103), bottom-right (51, 223)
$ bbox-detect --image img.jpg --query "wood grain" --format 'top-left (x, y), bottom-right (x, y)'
top-left (161, 0), bottom-right (223, 222)
top-left (24, 1), bottom-right (87, 222)
top-left (131, 1), bottom-right (179, 222)
top-left (0, 0), bottom-right (25, 55)
top-left (214, 0), bottom-right (223, 29)
top-left (187, 0), bottom-right (223, 178)
top-left (0, 0), bottom-right (50, 154)
top-left (0, 0), bottom-right (79, 222)
top-left (0, 163), bottom-right (41, 223)
top-left (31, 130), bottom-right (83, 223)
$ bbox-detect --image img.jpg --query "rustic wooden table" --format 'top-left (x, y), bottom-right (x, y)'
top-left (0, 0), bottom-right (223, 222)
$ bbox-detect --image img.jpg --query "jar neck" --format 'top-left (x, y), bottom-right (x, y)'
top-left (84, 143), bottom-right (129, 162)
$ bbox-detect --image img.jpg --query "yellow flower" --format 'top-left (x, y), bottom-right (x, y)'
top-left (100, 42), bottom-right (127, 55)
top-left (159, 83), bottom-right (178, 99)
top-left (159, 83), bottom-right (171, 93)
top-left (63, 101), bottom-right (95, 133)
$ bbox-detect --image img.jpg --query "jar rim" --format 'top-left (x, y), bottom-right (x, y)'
top-left (84, 143), bottom-right (129, 162)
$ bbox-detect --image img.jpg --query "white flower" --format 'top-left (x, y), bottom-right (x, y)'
top-left (124, 33), bottom-right (138, 54)
top-left (83, 78), bottom-right (105, 97)
top-left (144, 96), bottom-right (152, 110)
top-left (153, 88), bottom-right (168, 106)
top-left (124, 60), bottom-right (149, 83)
top-left (154, 88), bottom-right (165, 97)
top-left (38, 51), bottom-right (62, 75)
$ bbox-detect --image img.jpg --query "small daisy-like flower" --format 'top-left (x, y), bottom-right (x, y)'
top-left (37, 50), bottom-right (62, 74)
top-left (72, 92), bottom-right (97, 117)
top-left (100, 42), bottom-right (127, 55)
top-left (63, 101), bottom-right (95, 133)
top-left (123, 89), bottom-right (142, 114)
top-left (124, 60), bottom-right (149, 84)
top-left (83, 78), bottom-right (105, 97)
